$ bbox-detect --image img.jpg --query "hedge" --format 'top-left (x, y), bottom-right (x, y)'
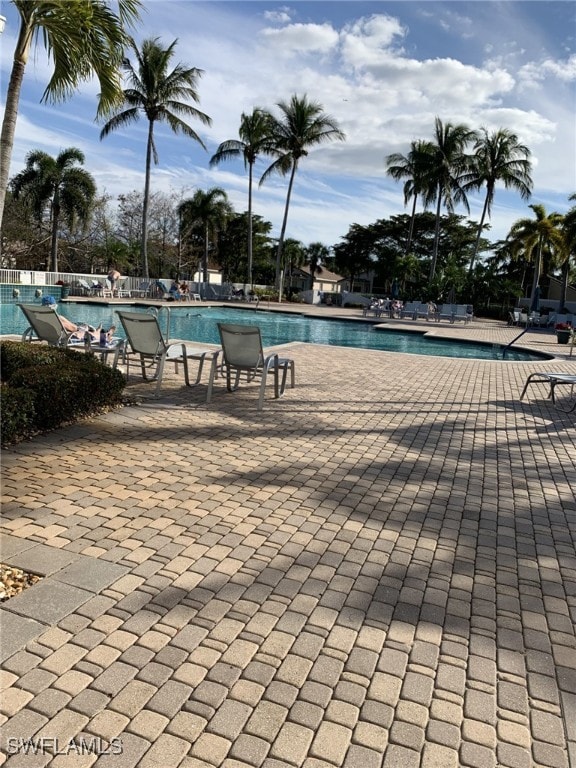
top-left (1, 341), bottom-right (126, 445)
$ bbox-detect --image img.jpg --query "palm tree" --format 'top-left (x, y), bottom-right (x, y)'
top-left (209, 108), bottom-right (274, 289)
top-left (100, 37), bottom-right (212, 278)
top-left (179, 188), bottom-right (233, 284)
top-left (385, 140), bottom-right (435, 257)
top-left (0, 0), bottom-right (140, 230)
top-left (558, 193), bottom-right (576, 311)
top-left (260, 94), bottom-right (345, 299)
top-left (507, 203), bottom-right (565, 310)
top-left (304, 242), bottom-right (329, 290)
top-left (11, 147), bottom-right (96, 272)
top-left (464, 128), bottom-right (533, 274)
top-left (422, 117), bottom-right (477, 282)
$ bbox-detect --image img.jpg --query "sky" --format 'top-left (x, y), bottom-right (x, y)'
top-left (1, 1), bottom-right (575, 253)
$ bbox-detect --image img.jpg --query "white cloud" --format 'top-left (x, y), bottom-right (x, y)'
top-left (1, 1), bottom-right (573, 250)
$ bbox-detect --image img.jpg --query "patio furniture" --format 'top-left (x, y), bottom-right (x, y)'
top-left (520, 371), bottom-right (576, 413)
top-left (19, 303), bottom-right (79, 347)
top-left (206, 323), bottom-right (295, 410)
top-left (116, 310), bottom-right (210, 397)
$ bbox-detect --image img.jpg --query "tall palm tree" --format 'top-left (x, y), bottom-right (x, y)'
top-left (11, 147), bottom-right (96, 272)
top-left (0, 0), bottom-right (140, 230)
top-left (422, 117), bottom-right (477, 282)
top-left (209, 108), bottom-right (274, 289)
top-left (558, 193), bottom-right (576, 311)
top-left (260, 94), bottom-right (345, 298)
top-left (100, 37), bottom-right (212, 278)
top-left (464, 128), bottom-right (533, 274)
top-left (507, 203), bottom-right (565, 309)
top-left (385, 140), bottom-right (435, 257)
top-left (179, 188), bottom-right (233, 284)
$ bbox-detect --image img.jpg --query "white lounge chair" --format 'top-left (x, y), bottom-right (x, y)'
top-left (520, 371), bottom-right (576, 413)
top-left (206, 323), bottom-right (295, 410)
top-left (19, 303), bottom-right (78, 347)
top-left (116, 310), bottom-right (210, 397)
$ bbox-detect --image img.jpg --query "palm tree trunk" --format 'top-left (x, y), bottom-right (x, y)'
top-left (558, 258), bottom-right (569, 313)
top-left (50, 197), bottom-right (60, 273)
top-left (405, 195), bottom-right (418, 256)
top-left (429, 190), bottom-right (443, 282)
top-left (203, 223), bottom-right (209, 283)
top-left (529, 236), bottom-right (543, 308)
top-left (141, 121), bottom-right (154, 279)
top-left (468, 193), bottom-right (490, 275)
top-left (247, 161), bottom-right (254, 289)
top-left (275, 161), bottom-right (298, 301)
top-left (0, 20), bottom-right (33, 233)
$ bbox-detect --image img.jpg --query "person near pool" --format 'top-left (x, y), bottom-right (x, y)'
top-left (45, 298), bottom-right (115, 342)
top-left (107, 266), bottom-right (121, 293)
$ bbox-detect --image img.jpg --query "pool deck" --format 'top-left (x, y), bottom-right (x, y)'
top-left (1, 307), bottom-right (575, 768)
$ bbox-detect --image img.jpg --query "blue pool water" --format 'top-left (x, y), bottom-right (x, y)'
top-left (1, 302), bottom-right (548, 361)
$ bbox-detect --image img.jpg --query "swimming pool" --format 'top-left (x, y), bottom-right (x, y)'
top-left (1, 302), bottom-right (549, 361)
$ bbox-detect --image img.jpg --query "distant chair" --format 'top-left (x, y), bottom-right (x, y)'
top-left (131, 281), bottom-right (152, 298)
top-left (206, 323), bottom-right (295, 410)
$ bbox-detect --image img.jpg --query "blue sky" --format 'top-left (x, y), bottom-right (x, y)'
top-left (1, 1), bottom-right (575, 251)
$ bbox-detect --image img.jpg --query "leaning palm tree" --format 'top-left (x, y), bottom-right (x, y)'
top-left (209, 108), bottom-right (275, 289)
top-left (179, 188), bottom-right (233, 284)
top-left (0, 0), bottom-right (140, 229)
top-left (11, 148), bottom-right (96, 272)
top-left (464, 128), bottom-right (533, 274)
top-left (100, 37), bottom-right (212, 278)
top-left (260, 94), bottom-right (345, 299)
top-left (507, 203), bottom-right (565, 310)
top-left (385, 139), bottom-right (435, 257)
top-left (422, 117), bottom-right (477, 282)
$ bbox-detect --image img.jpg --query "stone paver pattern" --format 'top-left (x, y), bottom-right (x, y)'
top-left (1, 309), bottom-right (575, 768)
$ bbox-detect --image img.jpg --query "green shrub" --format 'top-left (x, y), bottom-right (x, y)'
top-left (0, 385), bottom-right (36, 444)
top-left (0, 340), bottom-right (70, 379)
top-left (1, 341), bottom-right (126, 445)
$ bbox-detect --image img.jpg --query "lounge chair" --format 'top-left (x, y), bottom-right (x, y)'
top-left (130, 281), bottom-right (152, 298)
top-left (101, 279), bottom-right (114, 298)
top-left (19, 303), bottom-right (78, 347)
top-left (453, 305), bottom-right (472, 323)
top-left (206, 323), bottom-right (295, 410)
top-left (520, 371), bottom-right (576, 413)
top-left (116, 310), bottom-right (210, 396)
top-left (438, 304), bottom-right (457, 322)
top-left (115, 279), bottom-right (131, 298)
top-left (400, 301), bottom-right (419, 320)
top-left (19, 304), bottom-right (125, 363)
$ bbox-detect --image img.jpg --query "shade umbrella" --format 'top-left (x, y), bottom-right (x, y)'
top-left (391, 279), bottom-right (399, 299)
top-left (446, 285), bottom-right (456, 305)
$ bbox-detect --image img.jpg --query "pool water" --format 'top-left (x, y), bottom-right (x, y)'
top-left (1, 303), bottom-right (548, 361)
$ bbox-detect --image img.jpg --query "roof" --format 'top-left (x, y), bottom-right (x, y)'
top-left (294, 265), bottom-right (345, 283)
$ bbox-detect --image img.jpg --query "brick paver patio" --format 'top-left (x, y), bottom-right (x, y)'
top-left (1, 309), bottom-right (575, 767)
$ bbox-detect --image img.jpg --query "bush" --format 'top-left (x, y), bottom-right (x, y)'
top-left (0, 385), bottom-right (36, 445)
top-left (1, 341), bottom-right (126, 445)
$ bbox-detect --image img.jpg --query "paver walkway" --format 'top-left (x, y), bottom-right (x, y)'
top-left (1, 314), bottom-right (575, 768)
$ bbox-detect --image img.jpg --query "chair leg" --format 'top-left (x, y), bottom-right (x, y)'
top-left (205, 352), bottom-right (221, 403)
top-left (519, 373), bottom-right (542, 401)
